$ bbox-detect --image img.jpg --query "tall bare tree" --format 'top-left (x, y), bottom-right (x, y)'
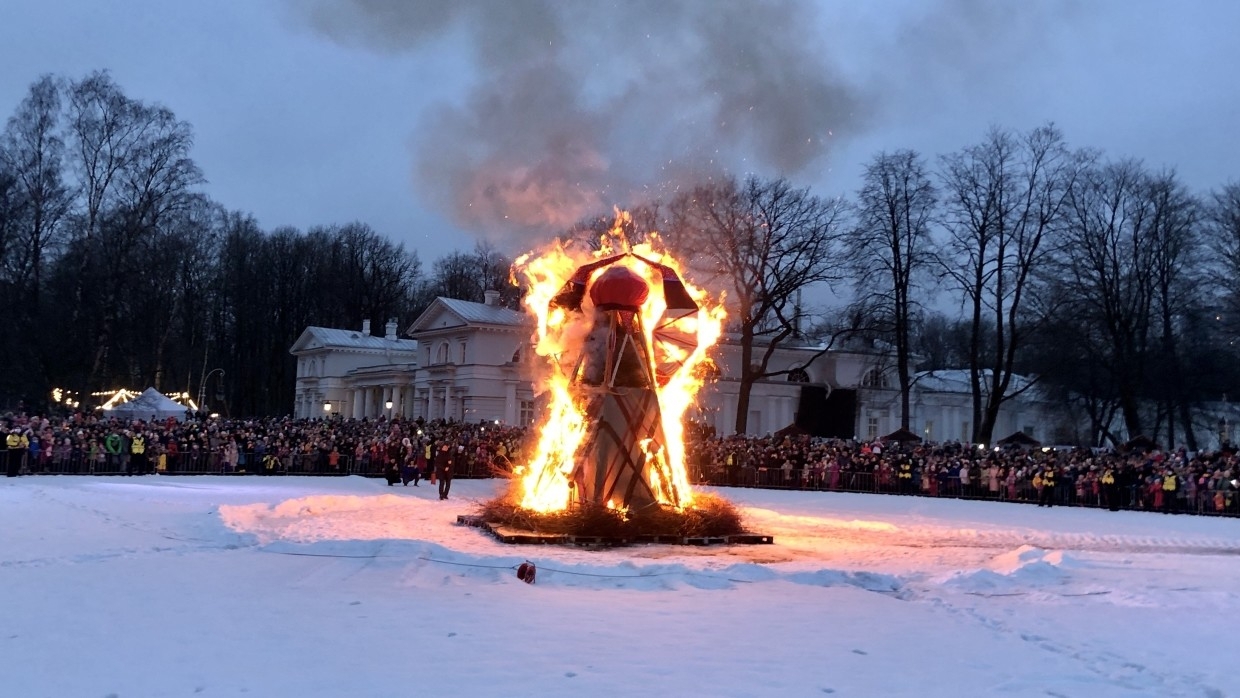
top-left (1055, 159), bottom-right (1160, 440)
top-left (938, 125), bottom-right (1090, 444)
top-left (847, 150), bottom-right (936, 430)
top-left (64, 71), bottom-right (137, 323)
top-left (471, 240), bottom-right (519, 305)
top-left (0, 75), bottom-right (72, 312)
top-left (1209, 183), bottom-right (1240, 347)
top-left (670, 175), bottom-right (846, 434)
top-left (1143, 171), bottom-right (1204, 448)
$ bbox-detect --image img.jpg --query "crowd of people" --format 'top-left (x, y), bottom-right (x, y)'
top-left (687, 432), bottom-right (1240, 515)
top-left (2, 412), bottom-right (525, 494)
top-left (5, 409), bottom-right (1238, 517)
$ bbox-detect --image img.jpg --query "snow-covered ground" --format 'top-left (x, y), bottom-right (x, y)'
top-left (2, 476), bottom-right (1237, 697)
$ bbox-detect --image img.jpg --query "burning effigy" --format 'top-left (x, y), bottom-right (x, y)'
top-left (471, 214), bottom-right (755, 542)
top-left (514, 215), bottom-right (725, 515)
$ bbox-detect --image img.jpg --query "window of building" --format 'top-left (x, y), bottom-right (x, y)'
top-left (924, 420), bottom-right (934, 441)
top-left (458, 340), bottom-right (467, 365)
top-left (436, 342), bottom-right (448, 364)
top-left (519, 400), bottom-right (535, 426)
top-left (866, 416), bottom-right (879, 440)
top-left (1022, 426), bottom-right (1035, 440)
top-left (787, 367), bottom-right (809, 383)
top-left (512, 346), bottom-right (522, 364)
top-left (862, 369), bottom-right (889, 389)
top-left (961, 421), bottom-right (971, 443)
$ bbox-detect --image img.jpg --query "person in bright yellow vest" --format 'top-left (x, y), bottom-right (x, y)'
top-left (6, 427), bottom-right (28, 477)
top-left (1101, 467), bottom-right (1120, 511)
top-left (130, 433), bottom-right (147, 476)
top-left (897, 460), bottom-right (914, 494)
top-left (1161, 468), bottom-right (1178, 514)
top-left (1038, 464), bottom-right (1056, 507)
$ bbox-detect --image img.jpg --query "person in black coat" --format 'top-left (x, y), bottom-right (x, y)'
top-left (401, 450), bottom-right (421, 486)
top-left (434, 443), bottom-right (455, 500)
top-left (384, 457), bottom-right (402, 486)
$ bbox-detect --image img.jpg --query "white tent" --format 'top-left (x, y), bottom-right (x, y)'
top-left (106, 388), bottom-right (189, 422)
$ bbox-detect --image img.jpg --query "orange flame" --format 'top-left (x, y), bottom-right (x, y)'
top-left (513, 212), bottom-right (726, 513)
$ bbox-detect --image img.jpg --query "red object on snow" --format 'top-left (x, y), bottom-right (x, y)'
top-left (589, 266), bottom-right (649, 312)
top-left (517, 561), bottom-right (536, 584)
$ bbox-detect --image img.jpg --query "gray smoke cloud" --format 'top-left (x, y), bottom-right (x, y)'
top-left (297, 0), bottom-right (1071, 243)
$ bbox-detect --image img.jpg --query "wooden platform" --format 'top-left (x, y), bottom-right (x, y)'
top-left (457, 515), bottom-right (774, 547)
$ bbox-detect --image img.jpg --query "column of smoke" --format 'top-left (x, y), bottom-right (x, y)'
top-left (301, 0), bottom-right (1069, 247)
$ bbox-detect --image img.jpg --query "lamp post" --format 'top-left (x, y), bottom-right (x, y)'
top-left (198, 368), bottom-right (224, 414)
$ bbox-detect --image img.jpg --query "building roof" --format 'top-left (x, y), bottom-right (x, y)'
top-left (914, 369), bottom-right (1038, 396)
top-left (407, 297), bottom-right (532, 336)
top-left (436, 297), bottom-right (530, 326)
top-left (289, 326), bottom-right (418, 354)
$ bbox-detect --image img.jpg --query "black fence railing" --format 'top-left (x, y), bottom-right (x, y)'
top-left (689, 464), bottom-right (1240, 517)
top-left (8, 452), bottom-right (497, 479)
top-left (13, 452), bottom-right (1235, 518)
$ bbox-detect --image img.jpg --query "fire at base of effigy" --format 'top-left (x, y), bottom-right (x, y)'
top-left (468, 215), bottom-right (769, 546)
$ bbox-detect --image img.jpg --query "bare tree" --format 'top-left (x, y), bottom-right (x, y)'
top-left (1143, 171), bottom-right (1205, 448)
top-left (1209, 183), bottom-right (1240, 346)
top-left (847, 150), bottom-right (936, 430)
top-left (1055, 159), bottom-right (1160, 440)
top-left (471, 239), bottom-right (519, 305)
top-left (938, 125), bottom-right (1090, 444)
top-left (0, 75), bottom-right (72, 311)
top-left (64, 71), bottom-right (138, 319)
top-left (670, 175), bottom-right (846, 434)
top-left (911, 311), bottom-right (973, 372)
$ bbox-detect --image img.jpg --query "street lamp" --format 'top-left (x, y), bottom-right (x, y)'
top-left (198, 368), bottom-right (224, 414)
top-left (385, 400), bottom-right (393, 410)
top-left (323, 400), bottom-right (333, 413)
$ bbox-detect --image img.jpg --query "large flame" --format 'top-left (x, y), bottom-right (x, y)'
top-left (513, 212), bottom-right (726, 513)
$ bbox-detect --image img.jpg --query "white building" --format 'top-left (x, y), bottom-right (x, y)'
top-left (289, 319), bottom-right (420, 420)
top-left (290, 298), bottom-right (1063, 442)
top-left (404, 292), bottom-right (538, 425)
top-left (290, 293), bottom-right (537, 425)
top-left (860, 369), bottom-right (1061, 446)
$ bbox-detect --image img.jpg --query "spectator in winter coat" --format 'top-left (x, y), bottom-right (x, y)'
top-left (401, 451), bottom-right (421, 486)
top-left (1038, 465), bottom-right (1056, 507)
top-left (104, 431), bottom-right (123, 472)
top-left (434, 443), bottom-right (455, 500)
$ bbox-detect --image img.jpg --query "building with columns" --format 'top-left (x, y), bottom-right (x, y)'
top-left (290, 293), bottom-right (538, 425)
top-left (404, 293), bottom-right (537, 425)
top-left (288, 319), bottom-right (420, 420)
top-left (290, 297), bottom-right (1063, 443)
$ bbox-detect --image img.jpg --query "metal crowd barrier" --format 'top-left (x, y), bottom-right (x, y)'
top-left (14, 452), bottom-right (1236, 517)
top-left (12, 450), bottom-right (498, 479)
top-left (689, 463), bottom-right (1240, 517)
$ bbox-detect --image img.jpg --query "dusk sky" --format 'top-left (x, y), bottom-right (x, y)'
top-left (3, 0), bottom-right (1238, 266)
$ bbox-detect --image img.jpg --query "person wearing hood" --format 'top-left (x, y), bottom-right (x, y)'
top-left (400, 437), bottom-right (420, 486)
